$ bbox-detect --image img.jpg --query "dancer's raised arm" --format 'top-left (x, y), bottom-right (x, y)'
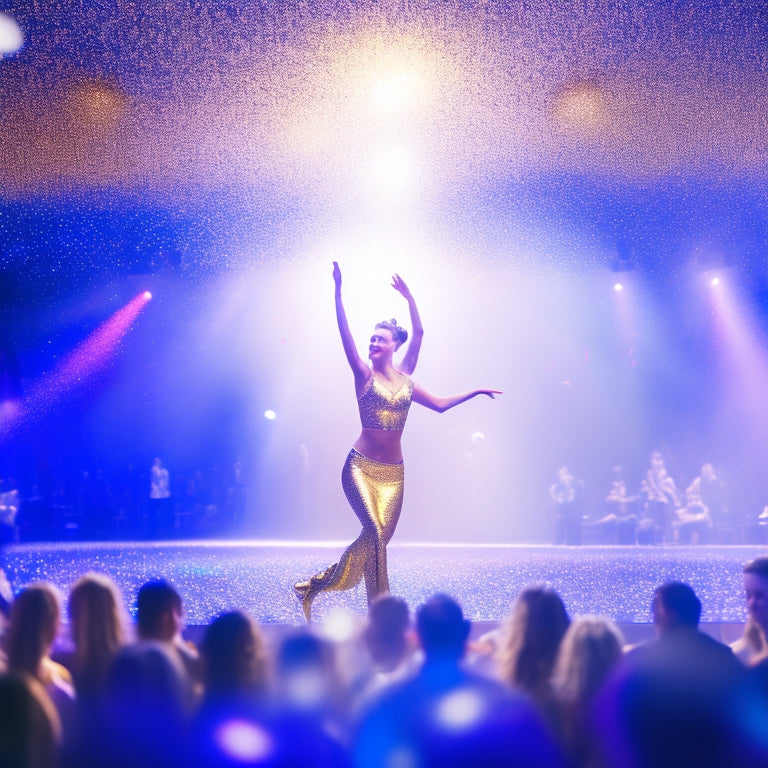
top-left (411, 383), bottom-right (502, 413)
top-left (333, 262), bottom-right (370, 383)
top-left (391, 273), bottom-right (423, 375)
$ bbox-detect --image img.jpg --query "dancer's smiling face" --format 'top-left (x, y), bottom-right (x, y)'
top-left (369, 328), bottom-right (396, 361)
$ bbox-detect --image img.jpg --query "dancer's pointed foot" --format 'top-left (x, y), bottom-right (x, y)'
top-left (293, 565), bottom-right (337, 622)
top-left (293, 580), bottom-right (310, 600)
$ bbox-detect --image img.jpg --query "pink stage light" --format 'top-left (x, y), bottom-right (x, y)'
top-left (143, 290), bottom-right (153, 300)
top-left (0, 292), bottom-right (150, 436)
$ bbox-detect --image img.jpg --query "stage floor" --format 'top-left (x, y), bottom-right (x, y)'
top-left (2, 540), bottom-right (763, 641)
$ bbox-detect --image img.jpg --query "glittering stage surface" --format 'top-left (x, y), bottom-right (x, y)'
top-left (2, 541), bottom-right (762, 628)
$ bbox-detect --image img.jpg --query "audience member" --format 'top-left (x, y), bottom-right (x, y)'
top-left (596, 582), bottom-right (748, 768)
top-left (269, 630), bottom-right (353, 767)
top-left (550, 615), bottom-right (625, 768)
top-left (351, 594), bottom-right (416, 710)
top-left (102, 640), bottom-right (190, 768)
top-left (7, 564), bottom-right (768, 768)
top-left (63, 572), bottom-right (128, 702)
top-left (136, 578), bottom-right (202, 702)
top-left (191, 611), bottom-right (271, 768)
top-left (732, 556), bottom-right (768, 665)
top-left (355, 593), bottom-right (565, 768)
top-left (5, 582), bottom-right (76, 747)
top-left (496, 583), bottom-right (570, 721)
top-left (0, 672), bottom-right (61, 768)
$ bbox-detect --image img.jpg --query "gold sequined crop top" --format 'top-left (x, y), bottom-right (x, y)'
top-left (358, 374), bottom-right (414, 431)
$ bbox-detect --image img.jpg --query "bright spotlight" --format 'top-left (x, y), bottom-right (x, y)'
top-left (143, 290), bottom-right (152, 300)
top-left (371, 70), bottom-right (418, 114)
top-left (264, 409), bottom-right (277, 420)
top-left (373, 149), bottom-right (410, 189)
top-left (613, 283), bottom-right (624, 292)
top-left (0, 12), bottom-right (24, 55)
top-left (710, 277), bottom-right (721, 287)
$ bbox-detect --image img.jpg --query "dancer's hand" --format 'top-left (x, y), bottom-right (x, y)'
top-left (333, 261), bottom-right (342, 288)
top-left (477, 389), bottom-right (503, 399)
top-left (391, 273), bottom-right (412, 300)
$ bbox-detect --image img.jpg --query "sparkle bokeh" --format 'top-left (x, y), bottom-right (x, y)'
top-left (1, 1), bottom-right (768, 549)
top-left (1, 540), bottom-right (760, 630)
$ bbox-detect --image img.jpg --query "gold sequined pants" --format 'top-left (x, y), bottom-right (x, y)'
top-left (309, 448), bottom-right (404, 604)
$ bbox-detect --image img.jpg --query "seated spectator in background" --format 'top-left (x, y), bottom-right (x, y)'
top-left (596, 465), bottom-right (639, 544)
top-left (5, 582), bottom-right (76, 747)
top-left (136, 578), bottom-right (201, 702)
top-left (550, 615), bottom-right (624, 767)
top-left (0, 672), bottom-right (61, 768)
top-left (673, 466), bottom-right (714, 544)
top-left (495, 583), bottom-right (570, 723)
top-left (355, 593), bottom-right (565, 768)
top-left (595, 582), bottom-right (751, 768)
top-left (732, 556), bottom-right (768, 665)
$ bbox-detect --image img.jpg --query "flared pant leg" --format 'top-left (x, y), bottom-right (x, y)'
top-left (296, 449), bottom-right (404, 615)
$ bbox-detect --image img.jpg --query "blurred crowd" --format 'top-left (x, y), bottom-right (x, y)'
top-left (0, 460), bottom-right (248, 542)
top-left (2, 556), bottom-right (768, 768)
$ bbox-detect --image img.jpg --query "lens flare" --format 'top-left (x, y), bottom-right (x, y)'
top-left (214, 720), bottom-right (273, 762)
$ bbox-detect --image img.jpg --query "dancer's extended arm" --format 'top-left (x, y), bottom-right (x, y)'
top-left (333, 262), bottom-right (370, 384)
top-left (412, 382), bottom-right (502, 413)
top-left (391, 274), bottom-right (423, 375)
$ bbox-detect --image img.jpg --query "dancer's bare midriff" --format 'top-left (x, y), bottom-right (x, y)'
top-left (353, 428), bottom-right (404, 464)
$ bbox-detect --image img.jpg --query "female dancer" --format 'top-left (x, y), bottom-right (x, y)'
top-left (294, 262), bottom-right (501, 620)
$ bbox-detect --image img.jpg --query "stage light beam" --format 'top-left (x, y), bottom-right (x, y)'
top-left (0, 292), bottom-right (151, 437)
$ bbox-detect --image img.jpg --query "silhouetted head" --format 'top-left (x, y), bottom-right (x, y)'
top-left (498, 583), bottom-right (570, 695)
top-left (7, 583), bottom-right (61, 676)
top-left (652, 582), bottom-right (701, 632)
top-left (68, 572), bottom-right (127, 692)
top-left (743, 556), bottom-right (768, 633)
top-left (552, 615), bottom-right (624, 706)
top-left (416, 594), bottom-right (470, 662)
top-left (365, 594), bottom-right (411, 668)
top-left (201, 610), bottom-right (267, 695)
top-left (136, 579), bottom-right (183, 641)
